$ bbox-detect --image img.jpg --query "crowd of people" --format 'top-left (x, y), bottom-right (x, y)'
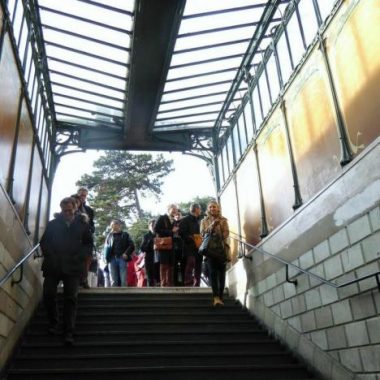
top-left (39, 188), bottom-right (231, 345)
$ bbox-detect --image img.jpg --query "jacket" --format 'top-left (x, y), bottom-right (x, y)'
top-left (40, 214), bottom-right (93, 276)
top-left (200, 215), bottom-right (231, 261)
top-left (105, 231), bottom-right (135, 261)
top-left (140, 231), bottom-right (155, 264)
top-left (179, 214), bottom-right (200, 257)
top-left (154, 214), bottom-right (175, 265)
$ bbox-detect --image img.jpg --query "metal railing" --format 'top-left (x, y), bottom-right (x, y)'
top-left (230, 233), bottom-right (380, 291)
top-left (0, 244), bottom-right (42, 288)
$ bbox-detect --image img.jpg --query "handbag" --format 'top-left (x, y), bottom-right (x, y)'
top-left (153, 236), bottom-right (173, 250)
top-left (192, 234), bottom-right (203, 249)
top-left (198, 233), bottom-right (226, 262)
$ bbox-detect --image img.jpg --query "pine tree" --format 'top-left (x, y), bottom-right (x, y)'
top-left (76, 151), bottom-right (173, 248)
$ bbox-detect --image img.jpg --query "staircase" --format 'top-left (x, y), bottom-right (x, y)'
top-left (4, 288), bottom-right (317, 379)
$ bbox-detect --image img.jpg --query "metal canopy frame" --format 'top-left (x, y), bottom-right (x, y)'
top-left (25, 0), bottom-right (291, 153)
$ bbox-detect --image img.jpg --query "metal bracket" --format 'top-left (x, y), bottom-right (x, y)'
top-left (11, 265), bottom-right (23, 286)
top-left (286, 264), bottom-right (298, 286)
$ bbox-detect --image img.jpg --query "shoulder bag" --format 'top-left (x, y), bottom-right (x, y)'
top-left (198, 232), bottom-right (226, 262)
top-left (153, 236), bottom-right (173, 250)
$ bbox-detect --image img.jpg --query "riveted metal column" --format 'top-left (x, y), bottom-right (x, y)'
top-left (253, 144), bottom-right (268, 238)
top-left (272, 40), bottom-right (284, 89)
top-left (33, 172), bottom-right (43, 244)
top-left (228, 116), bottom-right (237, 166)
top-left (281, 99), bottom-right (302, 210)
top-left (311, 0), bottom-right (323, 26)
top-left (233, 174), bottom-right (244, 257)
top-left (46, 148), bottom-right (58, 223)
top-left (243, 67), bottom-right (258, 136)
top-left (5, 90), bottom-right (23, 202)
top-left (212, 128), bottom-right (221, 196)
top-left (23, 136), bottom-right (35, 235)
top-left (213, 153), bottom-right (221, 196)
top-left (0, 6), bottom-right (7, 59)
top-left (318, 35), bottom-right (353, 166)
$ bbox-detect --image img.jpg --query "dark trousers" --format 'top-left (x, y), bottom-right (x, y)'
top-left (194, 256), bottom-right (202, 287)
top-left (173, 249), bottom-right (184, 286)
top-left (145, 259), bottom-right (156, 287)
top-left (184, 255), bottom-right (196, 286)
top-left (80, 255), bottom-right (92, 285)
top-left (207, 259), bottom-right (226, 298)
top-left (160, 264), bottom-right (173, 287)
top-left (43, 274), bottom-right (80, 334)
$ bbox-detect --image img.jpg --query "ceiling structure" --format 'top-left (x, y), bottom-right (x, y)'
top-left (29, 0), bottom-right (291, 154)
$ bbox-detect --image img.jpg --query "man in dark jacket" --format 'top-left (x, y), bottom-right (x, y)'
top-left (77, 187), bottom-right (95, 233)
top-left (40, 197), bottom-right (93, 345)
top-left (179, 203), bottom-right (202, 286)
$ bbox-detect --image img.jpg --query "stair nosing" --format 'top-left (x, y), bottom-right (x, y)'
top-left (8, 363), bottom-right (308, 374)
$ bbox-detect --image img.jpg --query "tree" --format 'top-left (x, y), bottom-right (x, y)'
top-left (177, 195), bottom-right (215, 218)
top-left (128, 215), bottom-right (153, 250)
top-left (77, 151), bottom-right (173, 248)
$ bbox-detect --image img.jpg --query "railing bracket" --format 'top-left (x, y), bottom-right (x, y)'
top-left (286, 265), bottom-right (298, 286)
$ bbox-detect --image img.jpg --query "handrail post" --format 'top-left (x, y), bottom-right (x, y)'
top-left (0, 244), bottom-right (41, 289)
top-left (11, 265), bottom-right (24, 286)
top-left (230, 233), bottom-right (380, 293)
top-left (286, 265), bottom-right (297, 286)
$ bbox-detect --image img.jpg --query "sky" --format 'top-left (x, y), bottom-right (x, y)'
top-left (50, 150), bottom-right (216, 218)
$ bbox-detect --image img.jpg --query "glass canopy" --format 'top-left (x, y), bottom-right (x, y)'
top-left (37, 0), bottom-right (134, 130)
top-left (154, 0), bottom-right (289, 133)
top-left (22, 0), bottom-right (292, 147)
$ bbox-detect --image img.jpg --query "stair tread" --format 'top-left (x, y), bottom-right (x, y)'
top-left (6, 292), bottom-right (316, 379)
top-left (26, 329), bottom-right (265, 336)
top-left (15, 351), bottom-right (292, 359)
top-left (21, 338), bottom-right (279, 347)
top-left (9, 363), bottom-right (308, 373)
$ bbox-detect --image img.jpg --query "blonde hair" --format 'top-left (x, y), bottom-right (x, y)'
top-left (206, 200), bottom-right (221, 218)
top-left (167, 204), bottom-right (178, 212)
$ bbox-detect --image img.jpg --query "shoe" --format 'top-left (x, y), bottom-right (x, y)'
top-left (213, 296), bottom-right (223, 307)
top-left (64, 333), bottom-right (74, 346)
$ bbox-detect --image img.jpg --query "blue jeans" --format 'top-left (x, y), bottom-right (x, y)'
top-left (110, 256), bottom-right (127, 287)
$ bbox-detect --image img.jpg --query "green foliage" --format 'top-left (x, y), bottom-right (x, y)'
top-left (76, 151), bottom-right (173, 249)
top-left (128, 216), bottom-right (153, 250)
top-left (177, 195), bottom-right (215, 218)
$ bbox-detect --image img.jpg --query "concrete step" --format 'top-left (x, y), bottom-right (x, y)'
top-left (7, 363), bottom-right (313, 380)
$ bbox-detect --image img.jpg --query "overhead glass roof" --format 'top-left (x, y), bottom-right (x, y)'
top-left (153, 0), bottom-right (289, 133)
top-left (37, 0), bottom-right (134, 130)
top-left (17, 0), bottom-right (293, 148)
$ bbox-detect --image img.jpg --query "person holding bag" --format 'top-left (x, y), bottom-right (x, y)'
top-left (200, 200), bottom-right (230, 306)
top-left (154, 204), bottom-right (179, 287)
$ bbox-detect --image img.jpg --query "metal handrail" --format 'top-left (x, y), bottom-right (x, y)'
top-left (0, 244), bottom-right (42, 288)
top-left (230, 233), bottom-right (380, 291)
